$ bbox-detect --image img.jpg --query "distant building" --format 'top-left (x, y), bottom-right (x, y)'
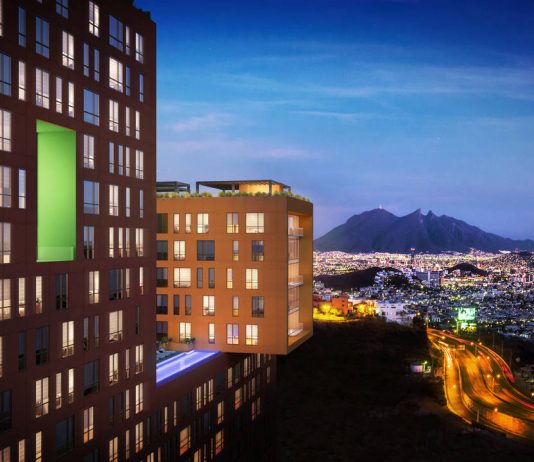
top-left (376, 302), bottom-right (415, 326)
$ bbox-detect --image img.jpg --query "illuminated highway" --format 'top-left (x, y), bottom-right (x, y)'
top-left (428, 329), bottom-right (534, 440)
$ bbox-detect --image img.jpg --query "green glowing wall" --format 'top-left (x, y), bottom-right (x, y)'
top-left (37, 120), bottom-right (76, 262)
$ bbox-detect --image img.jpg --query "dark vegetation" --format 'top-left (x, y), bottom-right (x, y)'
top-left (447, 262), bottom-right (488, 276)
top-left (315, 267), bottom-right (400, 290)
top-left (277, 320), bottom-right (534, 461)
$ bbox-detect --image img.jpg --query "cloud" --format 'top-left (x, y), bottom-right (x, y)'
top-left (167, 113), bottom-right (234, 133)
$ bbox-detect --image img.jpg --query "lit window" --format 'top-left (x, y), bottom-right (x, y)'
top-left (35, 69), bottom-right (50, 109)
top-left (135, 150), bottom-right (143, 179)
top-left (18, 61), bottom-right (26, 100)
top-left (35, 432), bottom-right (42, 462)
top-left (18, 169), bottom-right (26, 209)
top-left (61, 320), bottom-right (75, 357)
top-left (109, 310), bottom-right (123, 342)
top-left (0, 110), bottom-right (10, 152)
top-left (135, 345), bottom-right (143, 373)
top-left (35, 377), bottom-right (49, 417)
top-left (179, 426), bottom-right (190, 455)
top-left (109, 100), bottom-right (119, 132)
top-left (226, 212), bottom-right (239, 233)
top-left (234, 387), bottom-right (242, 409)
top-left (208, 323), bottom-right (215, 344)
top-left (179, 322), bottom-right (192, 342)
top-left (108, 437), bottom-right (118, 462)
top-left (246, 269), bottom-right (259, 289)
top-left (135, 228), bottom-right (144, 256)
top-left (68, 82), bottom-right (74, 117)
top-left (88, 2), bottom-right (99, 36)
top-left (174, 268), bottom-right (191, 288)
top-left (215, 430), bottom-right (224, 455)
top-left (0, 279), bottom-right (10, 320)
top-left (135, 383), bottom-right (143, 413)
top-left (83, 407), bottom-right (94, 443)
top-left (135, 421), bottom-right (143, 453)
top-left (226, 324), bottom-right (239, 345)
top-left (202, 295), bottom-right (215, 316)
top-left (135, 110), bottom-right (140, 139)
top-left (0, 166), bottom-right (11, 207)
top-left (135, 33), bottom-right (144, 63)
top-left (83, 89), bottom-right (100, 125)
top-left (232, 296), bottom-right (239, 316)
top-left (246, 213), bottom-right (264, 233)
top-left (61, 32), bottom-right (74, 69)
top-left (109, 58), bottom-right (124, 92)
top-left (197, 213), bottom-right (209, 233)
top-left (83, 134), bottom-right (95, 169)
top-left (88, 271), bottom-right (99, 303)
top-left (55, 77), bottom-right (62, 113)
top-left (246, 324), bottom-right (259, 345)
top-left (173, 240), bottom-right (185, 260)
top-left (108, 184), bottom-right (119, 216)
top-left (0, 223), bottom-right (11, 264)
top-left (108, 353), bottom-right (119, 385)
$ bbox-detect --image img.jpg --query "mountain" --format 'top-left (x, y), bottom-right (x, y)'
top-left (315, 209), bottom-right (534, 253)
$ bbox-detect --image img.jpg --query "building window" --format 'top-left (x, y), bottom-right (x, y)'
top-left (208, 323), bottom-right (215, 344)
top-left (108, 269), bottom-right (130, 300)
top-left (185, 295), bottom-right (192, 315)
top-left (246, 213), bottom-right (264, 233)
top-left (17, 277), bottom-right (25, 317)
top-left (83, 89), bottom-right (100, 125)
top-left (88, 271), bottom-right (99, 304)
top-left (226, 324), bottom-right (239, 345)
top-left (0, 110), bottom-right (10, 152)
top-left (108, 353), bottom-right (119, 385)
top-left (35, 277), bottom-right (43, 314)
top-left (135, 150), bottom-right (144, 179)
top-left (88, 2), bottom-right (100, 36)
top-left (109, 310), bottom-right (123, 343)
top-left (234, 388), bottom-right (242, 409)
top-left (0, 53), bottom-right (10, 96)
top-left (208, 268), bottom-right (215, 288)
top-left (83, 407), bottom-right (94, 443)
top-left (232, 240), bottom-right (239, 261)
top-left (109, 16), bottom-right (124, 51)
top-left (35, 377), bottom-right (49, 417)
top-left (135, 111), bottom-right (141, 139)
top-left (35, 69), bottom-right (50, 109)
top-left (54, 76), bottom-right (63, 113)
top-left (215, 430), bottom-right (224, 455)
top-left (125, 187), bottom-right (130, 216)
top-left (156, 294), bottom-right (168, 315)
top-left (246, 325), bottom-right (259, 345)
top-left (83, 360), bottom-right (99, 395)
top-left (202, 295), bottom-right (215, 316)
top-left (252, 240), bottom-right (264, 261)
top-left (84, 226), bottom-right (94, 259)
top-left (179, 322), bottom-right (192, 342)
top-left (36, 18), bottom-right (50, 58)
top-left (156, 267), bottom-right (168, 288)
top-left (61, 32), bottom-right (74, 69)
top-left (156, 240), bottom-right (167, 260)
top-left (179, 426), bottom-right (191, 455)
top-left (197, 240), bottom-right (214, 260)
top-left (83, 43), bottom-right (89, 76)
top-left (94, 49), bottom-right (100, 81)
top-left (139, 74), bottom-right (144, 102)
top-left (226, 212), bottom-right (239, 233)
top-left (108, 437), bottom-right (118, 462)
top-left (246, 269), bottom-right (259, 289)
top-left (174, 268), bottom-right (191, 288)
top-left (55, 273), bottom-right (68, 310)
top-left (226, 268), bottom-right (233, 289)
top-left (157, 213), bottom-right (168, 233)
top-left (135, 228), bottom-right (144, 256)
top-left (35, 326), bottom-right (48, 365)
top-left (135, 345), bottom-right (143, 373)
top-left (0, 166), bottom-right (10, 207)
top-left (135, 383), bottom-right (143, 413)
top-left (83, 181), bottom-right (99, 214)
top-left (0, 223), bottom-right (9, 264)
top-left (56, 0), bottom-right (69, 18)
top-left (174, 240), bottom-right (185, 260)
top-left (232, 296), bottom-right (239, 316)
top-left (197, 213), bottom-right (209, 233)
top-left (108, 184), bottom-right (119, 216)
top-left (18, 169), bottom-right (26, 209)
top-left (109, 100), bottom-right (119, 132)
top-left (83, 134), bottom-right (95, 169)
top-left (68, 82), bottom-right (75, 117)
top-left (35, 432), bottom-right (42, 462)
top-left (135, 33), bottom-right (144, 63)
top-left (197, 268), bottom-right (203, 288)
top-left (135, 422), bottom-right (143, 453)
top-left (0, 279), bottom-right (10, 320)
top-left (185, 213), bottom-right (191, 233)
top-left (56, 416), bottom-right (74, 455)
top-left (18, 8), bottom-right (26, 47)
top-left (217, 401), bottom-right (224, 424)
top-left (109, 58), bottom-right (123, 92)
top-left (61, 321), bottom-right (74, 357)
top-left (18, 61), bottom-right (26, 100)
top-left (252, 296), bottom-right (264, 317)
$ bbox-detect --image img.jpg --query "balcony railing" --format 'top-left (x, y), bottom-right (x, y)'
top-left (288, 275), bottom-right (304, 287)
top-left (288, 323), bottom-right (304, 337)
top-left (288, 227), bottom-right (304, 237)
top-left (288, 305), bottom-right (300, 314)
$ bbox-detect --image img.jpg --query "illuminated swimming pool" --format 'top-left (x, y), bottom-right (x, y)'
top-left (156, 350), bottom-right (221, 386)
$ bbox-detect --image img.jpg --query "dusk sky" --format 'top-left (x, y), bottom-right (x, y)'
top-left (137, 0), bottom-right (534, 239)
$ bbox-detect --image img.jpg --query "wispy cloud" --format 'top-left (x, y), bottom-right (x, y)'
top-left (167, 113), bottom-right (234, 133)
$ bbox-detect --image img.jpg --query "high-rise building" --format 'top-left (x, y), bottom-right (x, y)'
top-left (0, 0), bottom-right (157, 459)
top-left (0, 2), bottom-right (303, 460)
top-left (156, 180), bottom-right (314, 355)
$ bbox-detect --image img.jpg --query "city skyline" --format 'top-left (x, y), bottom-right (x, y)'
top-left (138, 0), bottom-right (534, 239)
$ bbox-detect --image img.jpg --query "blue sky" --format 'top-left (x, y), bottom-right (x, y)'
top-left (137, 0), bottom-right (534, 239)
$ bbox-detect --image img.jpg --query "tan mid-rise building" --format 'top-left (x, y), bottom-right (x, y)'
top-left (156, 180), bottom-right (313, 355)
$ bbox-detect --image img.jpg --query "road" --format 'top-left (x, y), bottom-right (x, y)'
top-left (428, 328), bottom-right (534, 440)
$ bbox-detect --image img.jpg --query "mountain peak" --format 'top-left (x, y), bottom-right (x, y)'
top-left (315, 209), bottom-right (534, 253)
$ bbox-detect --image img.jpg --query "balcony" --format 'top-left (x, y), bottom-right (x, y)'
top-left (288, 323), bottom-right (304, 337)
top-left (288, 275), bottom-right (304, 287)
top-left (288, 305), bottom-right (299, 314)
top-left (288, 227), bottom-right (304, 237)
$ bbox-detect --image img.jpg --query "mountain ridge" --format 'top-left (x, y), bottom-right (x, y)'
top-left (315, 209), bottom-right (534, 253)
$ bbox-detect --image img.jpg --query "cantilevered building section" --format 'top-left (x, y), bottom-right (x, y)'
top-left (156, 180), bottom-right (314, 355)
top-left (0, 0), bottom-right (157, 459)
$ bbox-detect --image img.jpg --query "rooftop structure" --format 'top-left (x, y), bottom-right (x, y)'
top-left (196, 179), bottom-right (291, 195)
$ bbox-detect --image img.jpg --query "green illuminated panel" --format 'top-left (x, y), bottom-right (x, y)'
top-left (457, 307), bottom-right (476, 322)
top-left (37, 120), bottom-right (76, 262)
